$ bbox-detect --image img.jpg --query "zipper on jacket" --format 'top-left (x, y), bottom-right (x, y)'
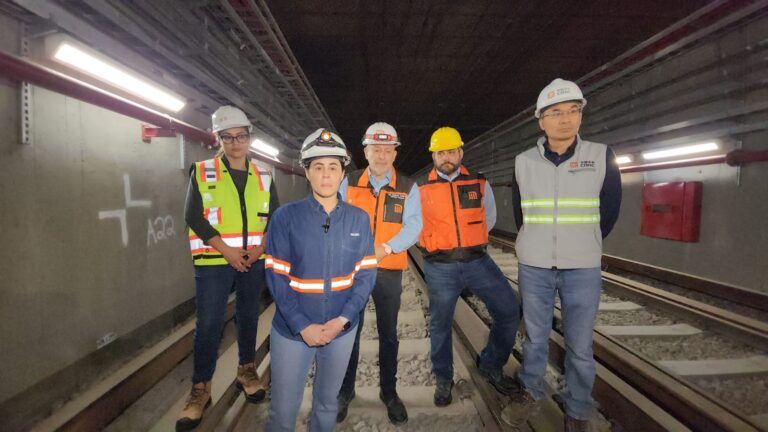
top-left (449, 181), bottom-right (462, 247)
top-left (371, 189), bottom-right (381, 238)
top-left (323, 212), bottom-right (331, 321)
top-left (552, 164), bottom-right (558, 268)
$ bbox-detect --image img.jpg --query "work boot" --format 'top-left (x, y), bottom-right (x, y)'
top-left (236, 362), bottom-right (267, 403)
top-left (500, 386), bottom-right (538, 427)
top-left (565, 414), bottom-right (591, 432)
top-left (476, 355), bottom-right (521, 396)
top-left (433, 381), bottom-right (453, 407)
top-left (176, 381), bottom-right (211, 431)
top-left (380, 391), bottom-right (408, 425)
top-left (336, 389), bottom-right (355, 423)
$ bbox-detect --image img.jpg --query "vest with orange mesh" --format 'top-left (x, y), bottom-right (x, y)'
top-left (345, 168), bottom-right (414, 270)
top-left (417, 166), bottom-right (488, 262)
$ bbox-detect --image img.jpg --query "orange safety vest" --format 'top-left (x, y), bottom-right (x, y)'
top-left (346, 168), bottom-right (414, 270)
top-left (417, 166), bottom-right (488, 261)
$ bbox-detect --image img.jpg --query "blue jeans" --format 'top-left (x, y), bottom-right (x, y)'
top-left (340, 269), bottom-right (402, 399)
top-left (192, 262), bottom-right (265, 383)
top-left (423, 254), bottom-right (521, 384)
top-left (267, 325), bottom-right (358, 432)
top-left (517, 263), bottom-right (602, 420)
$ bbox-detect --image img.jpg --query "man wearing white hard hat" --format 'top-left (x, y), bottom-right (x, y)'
top-left (179, 106), bottom-right (278, 430)
top-left (502, 79), bottom-right (622, 432)
top-left (336, 122), bottom-right (422, 425)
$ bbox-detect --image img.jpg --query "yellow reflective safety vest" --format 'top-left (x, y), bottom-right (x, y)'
top-left (514, 136), bottom-right (606, 269)
top-left (188, 157), bottom-right (271, 266)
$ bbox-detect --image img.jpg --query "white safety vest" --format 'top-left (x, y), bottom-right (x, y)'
top-left (514, 136), bottom-right (607, 269)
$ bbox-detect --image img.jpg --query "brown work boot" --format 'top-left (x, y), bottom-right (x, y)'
top-left (500, 387), bottom-right (538, 428)
top-left (176, 381), bottom-right (211, 431)
top-left (237, 362), bottom-right (267, 403)
top-left (564, 414), bottom-right (591, 432)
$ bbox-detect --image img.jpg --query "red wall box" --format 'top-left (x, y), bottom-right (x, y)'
top-left (640, 182), bottom-right (703, 242)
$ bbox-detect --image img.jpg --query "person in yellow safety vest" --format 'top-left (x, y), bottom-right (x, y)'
top-left (336, 122), bottom-right (422, 425)
top-left (177, 106), bottom-right (279, 432)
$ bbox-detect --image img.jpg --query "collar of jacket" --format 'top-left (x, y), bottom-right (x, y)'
top-left (537, 135), bottom-right (581, 163)
top-left (429, 165), bottom-right (470, 182)
top-left (305, 193), bottom-right (343, 214)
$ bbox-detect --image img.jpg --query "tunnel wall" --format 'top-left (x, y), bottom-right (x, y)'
top-left (0, 12), bottom-right (310, 425)
top-left (463, 11), bottom-right (768, 293)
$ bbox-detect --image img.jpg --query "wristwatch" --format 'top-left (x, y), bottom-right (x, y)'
top-left (342, 319), bottom-right (351, 331)
top-left (382, 243), bottom-right (393, 255)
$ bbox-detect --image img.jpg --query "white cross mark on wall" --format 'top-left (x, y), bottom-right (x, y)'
top-left (98, 174), bottom-right (153, 246)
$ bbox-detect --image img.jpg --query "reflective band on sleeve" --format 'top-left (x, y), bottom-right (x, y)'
top-left (358, 256), bottom-right (378, 269)
top-left (265, 255), bottom-right (291, 276)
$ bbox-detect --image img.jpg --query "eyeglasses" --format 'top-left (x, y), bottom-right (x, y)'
top-left (219, 133), bottom-right (250, 144)
top-left (541, 107), bottom-right (583, 119)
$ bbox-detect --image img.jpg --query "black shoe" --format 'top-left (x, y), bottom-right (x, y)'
top-left (433, 381), bottom-right (453, 407)
top-left (476, 355), bottom-right (520, 396)
top-left (380, 392), bottom-right (408, 425)
top-left (336, 389), bottom-right (355, 423)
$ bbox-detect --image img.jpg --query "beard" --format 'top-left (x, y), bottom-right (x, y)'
top-left (435, 161), bottom-right (458, 176)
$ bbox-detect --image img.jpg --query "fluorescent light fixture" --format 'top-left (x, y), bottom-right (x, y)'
top-left (52, 42), bottom-right (185, 112)
top-left (615, 155), bottom-right (633, 165)
top-left (251, 139), bottom-right (280, 157)
top-left (642, 142), bottom-right (718, 161)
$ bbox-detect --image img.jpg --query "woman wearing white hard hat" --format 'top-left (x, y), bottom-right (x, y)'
top-left (178, 106), bottom-right (278, 431)
top-left (265, 129), bottom-right (377, 432)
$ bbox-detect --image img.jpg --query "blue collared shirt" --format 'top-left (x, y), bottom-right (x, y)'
top-left (340, 168), bottom-right (423, 253)
top-left (435, 169), bottom-right (497, 230)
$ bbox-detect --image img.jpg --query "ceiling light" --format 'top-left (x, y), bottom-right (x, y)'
top-left (642, 142), bottom-right (718, 161)
top-left (251, 139), bottom-right (280, 157)
top-left (52, 42), bottom-right (185, 112)
top-left (615, 155), bottom-right (633, 165)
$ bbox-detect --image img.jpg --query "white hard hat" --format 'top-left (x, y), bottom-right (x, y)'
top-left (211, 105), bottom-right (252, 133)
top-left (535, 78), bottom-right (587, 118)
top-left (362, 122), bottom-right (400, 146)
top-left (300, 128), bottom-right (351, 167)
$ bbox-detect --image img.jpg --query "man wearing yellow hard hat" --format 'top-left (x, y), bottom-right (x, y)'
top-left (415, 127), bottom-right (521, 406)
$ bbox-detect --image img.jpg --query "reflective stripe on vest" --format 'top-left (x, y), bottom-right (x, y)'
top-left (189, 158), bottom-right (271, 265)
top-left (417, 166), bottom-right (488, 254)
top-left (345, 168), bottom-right (412, 270)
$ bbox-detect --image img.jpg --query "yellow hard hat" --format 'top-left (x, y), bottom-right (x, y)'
top-left (429, 127), bottom-right (463, 152)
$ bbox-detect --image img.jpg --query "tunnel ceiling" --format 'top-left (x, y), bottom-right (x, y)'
top-left (264, 0), bottom-right (708, 174)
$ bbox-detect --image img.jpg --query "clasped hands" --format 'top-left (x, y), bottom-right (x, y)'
top-left (300, 317), bottom-right (348, 347)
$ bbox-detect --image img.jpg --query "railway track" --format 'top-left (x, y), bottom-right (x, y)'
top-left (29, 239), bottom-right (765, 431)
top-left (487, 233), bottom-right (768, 431)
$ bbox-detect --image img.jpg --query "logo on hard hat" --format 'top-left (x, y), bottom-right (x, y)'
top-left (547, 91), bottom-right (555, 99)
